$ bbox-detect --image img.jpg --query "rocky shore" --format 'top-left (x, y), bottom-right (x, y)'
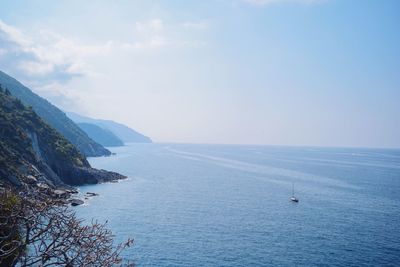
top-left (0, 87), bottom-right (127, 204)
top-left (60, 166), bottom-right (127, 185)
top-left (0, 164), bottom-right (126, 206)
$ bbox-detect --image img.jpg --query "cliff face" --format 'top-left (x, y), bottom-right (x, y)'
top-left (67, 112), bottom-right (153, 143)
top-left (0, 71), bottom-right (111, 157)
top-left (0, 88), bottom-right (125, 189)
top-left (77, 122), bottom-right (124, 147)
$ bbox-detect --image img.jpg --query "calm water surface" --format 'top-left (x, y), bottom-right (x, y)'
top-left (76, 144), bottom-right (400, 266)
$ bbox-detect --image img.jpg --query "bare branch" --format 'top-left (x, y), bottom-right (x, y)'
top-left (0, 187), bottom-right (134, 266)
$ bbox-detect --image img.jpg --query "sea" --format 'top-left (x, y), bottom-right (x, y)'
top-left (76, 143), bottom-right (400, 267)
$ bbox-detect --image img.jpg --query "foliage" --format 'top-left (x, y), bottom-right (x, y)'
top-left (0, 188), bottom-right (134, 266)
top-left (0, 87), bottom-right (89, 184)
top-left (0, 71), bottom-right (111, 157)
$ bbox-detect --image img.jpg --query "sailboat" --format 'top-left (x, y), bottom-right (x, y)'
top-left (290, 183), bottom-right (299, 203)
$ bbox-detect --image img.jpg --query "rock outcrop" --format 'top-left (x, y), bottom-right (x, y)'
top-left (0, 86), bottom-right (126, 191)
top-left (0, 70), bottom-right (111, 157)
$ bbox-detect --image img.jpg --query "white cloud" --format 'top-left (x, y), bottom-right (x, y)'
top-left (18, 61), bottom-right (54, 75)
top-left (0, 18), bottom-right (207, 99)
top-left (132, 18), bottom-right (208, 49)
top-left (135, 19), bottom-right (164, 32)
top-left (0, 18), bottom-right (207, 76)
top-left (244, 0), bottom-right (324, 6)
top-left (0, 19), bottom-right (110, 80)
top-left (182, 21), bottom-right (209, 31)
top-left (0, 20), bottom-right (31, 47)
top-left (133, 19), bottom-right (170, 48)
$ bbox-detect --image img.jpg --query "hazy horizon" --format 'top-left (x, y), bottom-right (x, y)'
top-left (1, 0), bottom-right (399, 148)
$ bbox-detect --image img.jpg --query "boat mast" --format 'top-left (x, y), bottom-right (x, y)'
top-left (292, 182), bottom-right (294, 197)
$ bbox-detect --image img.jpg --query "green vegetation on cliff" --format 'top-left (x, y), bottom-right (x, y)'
top-left (0, 85), bottom-right (125, 187)
top-left (0, 86), bottom-right (88, 186)
top-left (0, 71), bottom-right (110, 157)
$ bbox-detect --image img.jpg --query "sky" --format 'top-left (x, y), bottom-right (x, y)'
top-left (0, 0), bottom-right (399, 147)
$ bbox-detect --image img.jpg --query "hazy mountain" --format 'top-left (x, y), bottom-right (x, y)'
top-left (0, 70), bottom-right (110, 157)
top-left (77, 122), bottom-right (124, 147)
top-left (67, 112), bottom-right (152, 143)
top-left (0, 88), bottom-right (124, 188)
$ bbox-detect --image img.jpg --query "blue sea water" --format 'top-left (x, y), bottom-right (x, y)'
top-left (76, 144), bottom-right (400, 266)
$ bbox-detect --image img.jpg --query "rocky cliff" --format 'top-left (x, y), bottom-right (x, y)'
top-left (77, 122), bottom-right (124, 147)
top-left (0, 70), bottom-right (111, 157)
top-left (67, 111), bottom-right (152, 143)
top-left (0, 87), bottom-right (125, 190)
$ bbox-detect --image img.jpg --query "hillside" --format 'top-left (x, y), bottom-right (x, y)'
top-left (67, 112), bottom-right (152, 143)
top-left (77, 122), bottom-right (124, 147)
top-left (0, 87), bottom-right (124, 188)
top-left (0, 71), bottom-right (111, 157)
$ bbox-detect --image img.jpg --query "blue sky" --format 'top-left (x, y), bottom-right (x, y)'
top-left (0, 0), bottom-right (399, 147)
